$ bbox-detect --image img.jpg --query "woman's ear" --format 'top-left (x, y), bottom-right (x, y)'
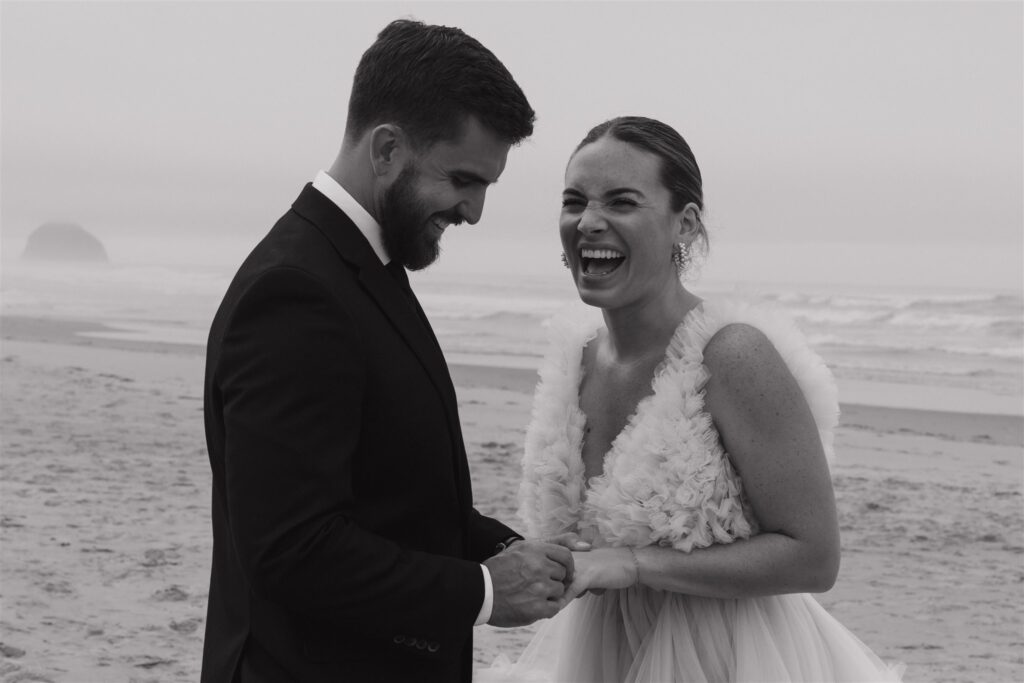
top-left (368, 124), bottom-right (408, 178)
top-left (676, 202), bottom-right (702, 243)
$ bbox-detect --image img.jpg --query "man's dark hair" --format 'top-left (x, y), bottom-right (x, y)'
top-left (346, 19), bottom-right (535, 148)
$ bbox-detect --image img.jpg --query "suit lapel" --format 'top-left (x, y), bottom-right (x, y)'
top-left (290, 184), bottom-right (461, 433)
top-left (360, 266), bottom-right (473, 526)
top-left (356, 266), bottom-right (458, 405)
top-left (292, 183), bottom-right (475, 540)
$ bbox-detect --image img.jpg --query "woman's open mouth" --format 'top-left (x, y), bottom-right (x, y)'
top-left (580, 248), bottom-right (625, 276)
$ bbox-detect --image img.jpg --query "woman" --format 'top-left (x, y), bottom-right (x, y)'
top-left (483, 117), bottom-right (902, 682)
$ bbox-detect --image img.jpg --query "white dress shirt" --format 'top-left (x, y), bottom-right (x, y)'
top-left (312, 170), bottom-right (389, 263)
top-left (311, 171), bottom-right (495, 627)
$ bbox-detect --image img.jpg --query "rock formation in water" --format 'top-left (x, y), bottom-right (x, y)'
top-left (22, 222), bottom-right (109, 262)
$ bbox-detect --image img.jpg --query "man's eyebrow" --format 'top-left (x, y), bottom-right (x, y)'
top-left (452, 170), bottom-right (496, 185)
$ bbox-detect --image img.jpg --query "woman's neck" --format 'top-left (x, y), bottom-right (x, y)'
top-left (600, 283), bottom-right (701, 363)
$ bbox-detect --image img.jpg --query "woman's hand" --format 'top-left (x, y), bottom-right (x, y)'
top-left (537, 533), bottom-right (591, 589)
top-left (562, 547), bottom-right (637, 602)
top-left (543, 532), bottom-right (592, 553)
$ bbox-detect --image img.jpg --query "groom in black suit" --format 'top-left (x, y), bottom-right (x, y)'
top-left (201, 19), bottom-right (576, 683)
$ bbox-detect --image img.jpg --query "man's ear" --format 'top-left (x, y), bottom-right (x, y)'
top-left (368, 124), bottom-right (409, 178)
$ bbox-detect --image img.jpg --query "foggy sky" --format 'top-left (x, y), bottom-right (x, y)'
top-left (2, 1), bottom-right (1021, 289)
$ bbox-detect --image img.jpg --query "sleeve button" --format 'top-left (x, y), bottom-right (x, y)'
top-left (427, 642), bottom-right (439, 653)
top-left (416, 640), bottom-right (427, 649)
top-left (393, 635), bottom-right (405, 644)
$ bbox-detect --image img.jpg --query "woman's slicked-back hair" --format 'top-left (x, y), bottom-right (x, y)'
top-left (346, 19), bottom-right (536, 148)
top-left (575, 116), bottom-right (708, 251)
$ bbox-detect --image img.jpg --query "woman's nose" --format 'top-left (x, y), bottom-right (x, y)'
top-left (576, 205), bottom-right (606, 234)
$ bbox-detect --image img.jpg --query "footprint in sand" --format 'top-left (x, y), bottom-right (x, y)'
top-left (141, 548), bottom-right (180, 568)
top-left (6, 673), bottom-right (56, 683)
top-left (169, 618), bottom-right (202, 634)
top-left (97, 373), bottom-right (134, 383)
top-left (133, 656), bottom-right (176, 671)
top-left (480, 441), bottom-right (517, 450)
top-left (41, 580), bottom-right (74, 597)
top-left (152, 585), bottom-right (189, 602)
top-left (0, 644), bottom-right (26, 658)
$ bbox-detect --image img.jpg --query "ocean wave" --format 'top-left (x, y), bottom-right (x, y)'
top-left (789, 309), bottom-right (894, 325)
top-left (3, 261), bottom-right (232, 297)
top-left (903, 292), bottom-right (1023, 308)
top-left (808, 334), bottom-right (1024, 360)
top-left (883, 311), bottom-right (1023, 333)
top-left (825, 358), bottom-right (1005, 378)
top-left (426, 308), bottom-right (549, 323)
top-left (418, 293), bottom-right (564, 321)
top-left (790, 308), bottom-right (1022, 335)
top-left (767, 289), bottom-right (1021, 312)
top-left (988, 320), bottom-right (1024, 338)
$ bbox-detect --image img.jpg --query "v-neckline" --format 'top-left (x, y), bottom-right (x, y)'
top-left (574, 306), bottom-right (703, 497)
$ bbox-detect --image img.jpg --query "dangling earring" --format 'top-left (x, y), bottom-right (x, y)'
top-left (561, 252), bottom-right (570, 269)
top-left (671, 242), bottom-right (691, 275)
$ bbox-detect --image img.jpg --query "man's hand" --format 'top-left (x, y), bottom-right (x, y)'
top-left (484, 540), bottom-right (575, 627)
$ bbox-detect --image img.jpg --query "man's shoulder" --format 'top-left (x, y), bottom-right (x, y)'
top-left (210, 217), bottom-right (358, 327)
top-left (239, 211), bottom-right (352, 281)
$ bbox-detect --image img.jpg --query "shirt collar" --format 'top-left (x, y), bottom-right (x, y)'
top-left (312, 170), bottom-right (390, 264)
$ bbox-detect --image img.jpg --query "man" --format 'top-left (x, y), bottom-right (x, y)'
top-left (201, 19), bottom-right (577, 682)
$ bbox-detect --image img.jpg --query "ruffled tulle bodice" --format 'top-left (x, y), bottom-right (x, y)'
top-left (518, 299), bottom-right (838, 552)
top-left (480, 300), bottom-right (902, 683)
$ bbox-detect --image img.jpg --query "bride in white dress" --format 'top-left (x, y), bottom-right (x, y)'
top-left (481, 117), bottom-right (903, 682)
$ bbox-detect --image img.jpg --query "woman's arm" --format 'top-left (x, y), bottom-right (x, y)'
top-left (566, 323), bottom-right (840, 600)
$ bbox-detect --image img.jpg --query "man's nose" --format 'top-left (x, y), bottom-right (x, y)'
top-left (457, 188), bottom-right (486, 225)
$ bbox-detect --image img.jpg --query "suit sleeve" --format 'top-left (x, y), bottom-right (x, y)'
top-left (216, 266), bottom-right (483, 657)
top-left (467, 510), bottom-right (522, 563)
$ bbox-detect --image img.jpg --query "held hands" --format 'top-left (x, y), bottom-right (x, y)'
top-left (561, 547), bottom-right (639, 603)
top-left (485, 534), bottom-right (590, 627)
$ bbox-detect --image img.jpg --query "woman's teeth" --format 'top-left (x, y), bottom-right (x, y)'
top-left (580, 248), bottom-right (626, 276)
top-left (581, 248), bottom-right (623, 259)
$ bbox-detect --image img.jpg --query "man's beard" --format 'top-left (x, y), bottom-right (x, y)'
top-left (379, 164), bottom-right (443, 271)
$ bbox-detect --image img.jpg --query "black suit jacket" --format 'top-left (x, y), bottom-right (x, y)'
top-left (201, 184), bottom-right (518, 682)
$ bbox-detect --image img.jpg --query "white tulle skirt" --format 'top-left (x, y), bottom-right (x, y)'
top-left (478, 587), bottom-right (903, 682)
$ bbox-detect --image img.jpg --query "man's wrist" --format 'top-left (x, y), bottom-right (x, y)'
top-left (494, 534), bottom-right (523, 554)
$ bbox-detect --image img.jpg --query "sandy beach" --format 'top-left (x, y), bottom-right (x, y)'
top-left (1, 315), bottom-right (1021, 682)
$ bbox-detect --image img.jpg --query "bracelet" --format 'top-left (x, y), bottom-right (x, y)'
top-left (494, 535), bottom-right (523, 554)
top-left (628, 547), bottom-right (641, 587)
